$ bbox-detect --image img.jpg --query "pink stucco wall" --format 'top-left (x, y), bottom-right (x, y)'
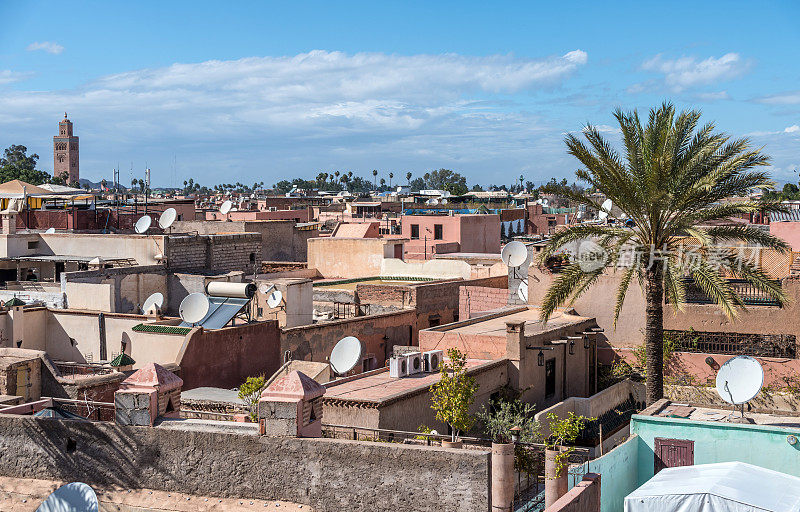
top-left (401, 214), bottom-right (500, 259)
top-left (770, 222), bottom-right (800, 251)
top-left (206, 209), bottom-right (312, 222)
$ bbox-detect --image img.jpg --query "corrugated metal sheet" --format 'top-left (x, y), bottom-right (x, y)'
top-left (770, 210), bottom-right (800, 222)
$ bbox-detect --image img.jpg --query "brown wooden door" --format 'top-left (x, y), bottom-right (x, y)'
top-left (654, 437), bottom-right (694, 473)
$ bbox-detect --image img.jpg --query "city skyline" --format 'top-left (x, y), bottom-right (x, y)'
top-left (1, 1), bottom-right (798, 187)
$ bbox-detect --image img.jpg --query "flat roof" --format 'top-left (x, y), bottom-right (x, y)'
top-left (323, 359), bottom-right (503, 406)
top-left (433, 307), bottom-right (593, 338)
top-left (643, 401), bottom-right (800, 428)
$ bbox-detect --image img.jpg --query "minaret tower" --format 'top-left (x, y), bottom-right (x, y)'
top-left (53, 112), bottom-right (79, 184)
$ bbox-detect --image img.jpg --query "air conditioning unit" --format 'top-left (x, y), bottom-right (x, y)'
top-left (389, 356), bottom-right (408, 378)
top-left (405, 352), bottom-right (423, 375)
top-left (423, 350), bottom-right (444, 373)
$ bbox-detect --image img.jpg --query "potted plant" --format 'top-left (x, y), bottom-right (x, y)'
top-left (543, 412), bottom-right (592, 507)
top-left (430, 348), bottom-right (478, 448)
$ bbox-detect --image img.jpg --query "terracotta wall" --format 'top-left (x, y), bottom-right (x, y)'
top-left (307, 238), bottom-right (388, 278)
top-left (545, 474), bottom-right (601, 512)
top-left (179, 320), bottom-right (281, 390)
top-left (770, 222), bottom-right (800, 252)
top-left (280, 309), bottom-right (416, 369)
top-left (459, 286), bottom-right (509, 318)
top-left (412, 275), bottom-right (508, 330)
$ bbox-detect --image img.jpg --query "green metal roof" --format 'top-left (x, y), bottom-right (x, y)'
top-left (110, 353), bottom-right (136, 367)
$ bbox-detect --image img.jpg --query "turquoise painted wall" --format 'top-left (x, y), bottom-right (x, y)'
top-left (631, 414), bottom-right (800, 485)
top-left (569, 435), bottom-right (643, 512)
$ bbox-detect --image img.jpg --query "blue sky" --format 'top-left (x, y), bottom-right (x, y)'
top-left (1, 1), bottom-right (799, 188)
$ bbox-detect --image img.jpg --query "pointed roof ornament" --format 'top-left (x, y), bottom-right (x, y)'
top-left (260, 370), bottom-right (325, 401)
top-left (120, 362), bottom-right (182, 391)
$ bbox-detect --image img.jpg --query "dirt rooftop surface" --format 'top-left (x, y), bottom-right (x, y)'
top-left (0, 476), bottom-right (314, 511)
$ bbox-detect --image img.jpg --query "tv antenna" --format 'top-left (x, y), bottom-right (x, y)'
top-left (598, 198), bottom-right (613, 222)
top-left (141, 292), bottom-right (164, 315)
top-left (517, 280), bottom-right (529, 302)
top-left (134, 215), bottom-right (152, 234)
top-left (266, 288), bottom-right (284, 309)
top-left (329, 336), bottom-right (363, 376)
top-left (219, 200), bottom-right (232, 220)
top-left (715, 355), bottom-right (763, 424)
top-left (179, 293), bottom-right (210, 327)
top-left (158, 207), bottom-right (177, 232)
top-left (502, 241), bottom-right (529, 279)
top-left (38, 482), bottom-right (99, 512)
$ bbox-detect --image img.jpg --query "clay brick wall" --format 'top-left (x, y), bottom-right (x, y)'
top-left (459, 286), bottom-right (509, 318)
top-left (545, 473), bottom-right (600, 512)
top-left (0, 415), bottom-right (489, 512)
top-left (166, 234), bottom-right (261, 273)
top-left (412, 275), bottom-right (508, 329)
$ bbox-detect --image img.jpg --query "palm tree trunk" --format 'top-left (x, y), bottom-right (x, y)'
top-left (644, 267), bottom-right (664, 405)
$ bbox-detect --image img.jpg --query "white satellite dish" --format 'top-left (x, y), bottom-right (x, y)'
top-left (38, 482), bottom-right (99, 512)
top-left (141, 292), bottom-right (164, 314)
top-left (158, 207), bottom-right (177, 229)
top-left (716, 356), bottom-right (764, 405)
top-left (330, 336), bottom-right (363, 375)
top-left (134, 215), bottom-right (152, 234)
top-left (541, 198), bottom-right (549, 207)
top-left (259, 283), bottom-right (275, 295)
top-left (219, 200), bottom-right (233, 215)
top-left (266, 289), bottom-right (283, 308)
top-left (501, 241), bottom-right (529, 267)
top-left (441, 198), bottom-right (448, 204)
top-left (576, 211), bottom-right (583, 220)
top-left (45, 227), bottom-right (56, 234)
top-left (179, 293), bottom-right (210, 325)
top-left (517, 280), bottom-right (529, 302)
top-left (598, 199), bottom-right (613, 221)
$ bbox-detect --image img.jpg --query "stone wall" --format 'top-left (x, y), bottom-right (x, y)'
top-left (412, 275), bottom-right (507, 330)
top-left (166, 234), bottom-right (261, 273)
top-left (547, 473), bottom-right (601, 512)
top-left (0, 416), bottom-right (489, 512)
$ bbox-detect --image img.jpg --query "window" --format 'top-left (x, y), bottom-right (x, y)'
top-left (410, 224), bottom-right (420, 239)
top-left (27, 241), bottom-right (38, 249)
top-left (545, 358), bottom-right (556, 398)
top-left (428, 314), bottom-right (441, 327)
top-left (434, 224), bottom-right (443, 240)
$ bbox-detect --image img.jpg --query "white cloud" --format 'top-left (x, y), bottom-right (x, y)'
top-left (757, 90), bottom-right (800, 105)
top-left (0, 70), bottom-right (33, 85)
top-left (695, 91), bottom-right (730, 101)
top-left (26, 41), bottom-right (64, 55)
top-left (638, 53), bottom-right (749, 92)
top-left (785, 125), bottom-right (800, 134)
top-left (0, 50), bottom-right (587, 183)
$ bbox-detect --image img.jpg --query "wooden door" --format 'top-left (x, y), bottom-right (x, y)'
top-left (654, 437), bottom-right (694, 473)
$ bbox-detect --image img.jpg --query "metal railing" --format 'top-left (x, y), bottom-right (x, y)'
top-left (322, 423), bottom-right (491, 447)
top-left (51, 398), bottom-right (116, 422)
top-left (681, 278), bottom-right (783, 307)
top-left (664, 329), bottom-right (797, 358)
top-left (54, 361), bottom-right (116, 379)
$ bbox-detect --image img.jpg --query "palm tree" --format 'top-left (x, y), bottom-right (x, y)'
top-left (372, 169), bottom-right (378, 190)
top-left (539, 102), bottom-right (788, 405)
top-left (389, 172), bottom-right (394, 189)
top-left (406, 172), bottom-right (412, 186)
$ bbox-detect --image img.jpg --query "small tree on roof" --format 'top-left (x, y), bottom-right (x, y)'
top-left (430, 348), bottom-right (479, 442)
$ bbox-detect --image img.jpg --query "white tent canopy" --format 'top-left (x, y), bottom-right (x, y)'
top-left (625, 462), bottom-right (800, 512)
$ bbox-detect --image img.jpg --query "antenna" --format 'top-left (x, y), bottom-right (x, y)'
top-left (134, 215), bottom-right (152, 234)
top-left (179, 293), bottom-right (210, 326)
top-left (158, 207), bottom-right (177, 230)
top-left (715, 355), bottom-right (763, 423)
top-left (38, 482), bottom-right (99, 512)
top-left (502, 241), bottom-right (529, 268)
top-left (598, 199), bottom-right (613, 221)
top-left (266, 289), bottom-right (283, 309)
top-left (141, 292), bottom-right (164, 315)
top-left (45, 227), bottom-right (56, 234)
top-left (329, 336), bottom-right (363, 375)
top-left (517, 279), bottom-right (529, 302)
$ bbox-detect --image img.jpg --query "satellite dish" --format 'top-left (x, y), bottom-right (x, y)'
top-left (38, 482), bottom-right (99, 512)
top-left (576, 211), bottom-right (583, 220)
top-left (598, 199), bottom-right (613, 221)
top-left (716, 356), bottom-right (764, 405)
top-left (441, 198), bottom-right (448, 204)
top-left (179, 293), bottom-right (210, 325)
top-left (141, 292), bottom-right (164, 314)
top-left (259, 283), bottom-right (275, 295)
top-left (541, 198), bottom-right (549, 207)
top-left (329, 336), bottom-right (363, 375)
top-left (134, 215), bottom-right (152, 234)
top-left (158, 208), bottom-right (177, 229)
top-left (501, 241), bottom-right (529, 267)
top-left (219, 200), bottom-right (232, 215)
top-left (45, 227), bottom-right (56, 234)
top-left (266, 289), bottom-right (283, 308)
top-left (517, 280), bottom-right (529, 302)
